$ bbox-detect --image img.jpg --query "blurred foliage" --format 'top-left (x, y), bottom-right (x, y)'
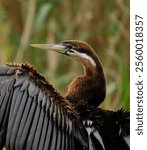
top-left (0, 0), bottom-right (130, 110)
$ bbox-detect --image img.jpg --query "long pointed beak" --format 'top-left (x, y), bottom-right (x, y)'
top-left (30, 44), bottom-right (66, 54)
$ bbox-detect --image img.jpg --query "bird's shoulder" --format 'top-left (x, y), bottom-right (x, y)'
top-left (0, 63), bottom-right (72, 109)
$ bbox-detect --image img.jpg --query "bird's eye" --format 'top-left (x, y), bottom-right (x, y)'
top-left (66, 44), bottom-right (74, 50)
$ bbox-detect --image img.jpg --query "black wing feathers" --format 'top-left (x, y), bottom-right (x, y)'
top-left (0, 65), bottom-right (16, 148)
top-left (0, 63), bottom-right (86, 150)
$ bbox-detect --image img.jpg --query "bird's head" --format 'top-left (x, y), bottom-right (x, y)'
top-left (31, 40), bottom-right (106, 106)
top-left (31, 40), bottom-right (98, 68)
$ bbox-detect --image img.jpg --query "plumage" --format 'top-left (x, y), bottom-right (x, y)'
top-left (0, 65), bottom-right (11, 74)
top-left (28, 81), bottom-right (39, 97)
top-left (32, 107), bottom-right (45, 149)
top-left (43, 117), bottom-right (54, 150)
top-left (14, 76), bottom-right (26, 87)
top-left (0, 90), bottom-right (12, 149)
top-left (14, 97), bottom-right (33, 149)
top-left (25, 103), bottom-right (40, 149)
top-left (55, 126), bottom-right (62, 150)
top-left (37, 112), bottom-right (49, 149)
top-left (0, 93), bottom-right (8, 123)
top-left (12, 89), bottom-right (28, 139)
top-left (88, 108), bottom-right (130, 150)
top-left (0, 92), bottom-right (5, 108)
top-left (0, 83), bottom-right (8, 97)
top-left (20, 79), bottom-right (30, 91)
top-left (5, 87), bottom-right (20, 147)
top-left (0, 40), bottom-right (130, 150)
top-left (42, 94), bottom-right (47, 107)
top-left (8, 87), bottom-right (21, 119)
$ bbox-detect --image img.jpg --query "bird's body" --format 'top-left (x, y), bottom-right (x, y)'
top-left (0, 40), bottom-right (130, 150)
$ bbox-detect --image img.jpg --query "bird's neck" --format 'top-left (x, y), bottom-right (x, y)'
top-left (65, 58), bottom-right (106, 108)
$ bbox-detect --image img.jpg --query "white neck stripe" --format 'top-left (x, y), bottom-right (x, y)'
top-left (78, 53), bottom-right (96, 67)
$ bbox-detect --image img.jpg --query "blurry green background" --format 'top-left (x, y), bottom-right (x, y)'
top-left (0, 0), bottom-right (130, 110)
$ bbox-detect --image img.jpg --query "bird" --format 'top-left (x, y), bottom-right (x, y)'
top-left (0, 40), bottom-right (130, 150)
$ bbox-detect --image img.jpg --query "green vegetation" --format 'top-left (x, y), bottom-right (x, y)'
top-left (0, 0), bottom-right (130, 110)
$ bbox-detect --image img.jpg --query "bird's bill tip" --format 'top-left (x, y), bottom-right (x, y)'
top-left (30, 43), bottom-right (65, 50)
top-left (30, 44), bottom-right (45, 49)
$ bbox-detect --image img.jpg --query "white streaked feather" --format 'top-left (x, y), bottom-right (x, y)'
top-left (86, 127), bottom-right (95, 150)
top-left (83, 120), bottom-right (93, 126)
top-left (93, 129), bottom-right (105, 150)
top-left (119, 126), bottom-right (130, 148)
top-left (86, 126), bottom-right (105, 150)
top-left (123, 136), bottom-right (130, 147)
top-left (119, 127), bottom-right (122, 135)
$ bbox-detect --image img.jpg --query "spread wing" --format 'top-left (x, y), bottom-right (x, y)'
top-left (83, 108), bottom-right (130, 150)
top-left (0, 63), bottom-right (87, 150)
